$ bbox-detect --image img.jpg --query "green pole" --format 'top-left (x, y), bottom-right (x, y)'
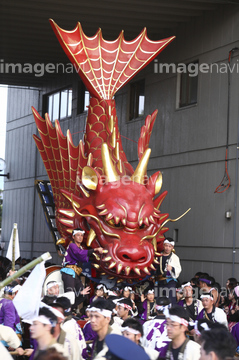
top-left (0, 252), bottom-right (52, 290)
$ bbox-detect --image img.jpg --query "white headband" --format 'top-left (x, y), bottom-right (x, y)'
top-left (147, 289), bottom-right (154, 294)
top-left (200, 294), bottom-right (214, 300)
top-left (164, 308), bottom-right (188, 327)
top-left (123, 287), bottom-right (132, 292)
top-left (31, 315), bottom-right (52, 325)
top-left (97, 284), bottom-right (107, 292)
top-left (72, 229), bottom-right (85, 236)
top-left (155, 304), bottom-right (170, 312)
top-left (118, 303), bottom-right (132, 311)
top-left (121, 326), bottom-right (141, 335)
top-left (50, 307), bottom-right (65, 320)
top-left (46, 282), bottom-right (60, 290)
top-left (181, 282), bottom-right (192, 289)
top-left (89, 307), bottom-right (112, 318)
top-left (164, 239), bottom-right (175, 246)
top-left (194, 320), bottom-right (210, 336)
top-left (4, 284), bottom-right (21, 294)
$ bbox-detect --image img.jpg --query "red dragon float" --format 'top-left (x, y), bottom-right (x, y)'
top-left (32, 20), bottom-right (188, 283)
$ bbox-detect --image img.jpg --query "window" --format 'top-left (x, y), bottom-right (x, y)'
top-left (77, 81), bottom-right (90, 114)
top-left (45, 87), bottom-right (72, 121)
top-left (129, 79), bottom-right (145, 121)
top-left (177, 61), bottom-right (198, 108)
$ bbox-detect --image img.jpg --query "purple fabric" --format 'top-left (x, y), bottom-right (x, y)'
top-left (198, 278), bottom-right (211, 285)
top-left (196, 309), bottom-right (204, 320)
top-left (143, 317), bottom-right (169, 354)
top-left (63, 243), bottom-right (90, 265)
top-left (0, 298), bottom-right (20, 330)
top-left (160, 343), bottom-right (169, 357)
top-left (231, 323), bottom-right (239, 346)
top-left (177, 300), bottom-right (184, 307)
top-left (139, 300), bottom-right (148, 322)
top-left (83, 321), bottom-right (97, 342)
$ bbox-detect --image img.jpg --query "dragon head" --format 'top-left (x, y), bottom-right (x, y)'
top-left (58, 143), bottom-right (169, 280)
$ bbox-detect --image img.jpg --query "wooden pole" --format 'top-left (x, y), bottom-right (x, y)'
top-left (0, 252), bottom-right (52, 290)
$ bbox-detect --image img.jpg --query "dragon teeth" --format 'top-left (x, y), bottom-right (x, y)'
top-left (108, 261), bottom-right (116, 269)
top-left (103, 256), bottom-right (112, 262)
top-left (117, 263), bottom-right (123, 274)
top-left (93, 253), bottom-right (100, 261)
top-left (144, 267), bottom-right (151, 275)
top-left (150, 264), bottom-right (156, 270)
top-left (134, 267), bottom-right (141, 276)
top-left (125, 266), bottom-right (131, 276)
top-left (92, 263), bottom-right (100, 269)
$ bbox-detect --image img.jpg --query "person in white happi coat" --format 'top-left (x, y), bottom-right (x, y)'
top-left (163, 306), bottom-right (201, 360)
top-left (156, 237), bottom-right (181, 305)
top-left (141, 296), bottom-right (171, 357)
top-left (121, 317), bottom-right (159, 360)
top-left (197, 293), bottom-right (228, 328)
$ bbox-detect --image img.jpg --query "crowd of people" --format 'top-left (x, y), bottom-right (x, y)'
top-left (0, 230), bottom-right (239, 360)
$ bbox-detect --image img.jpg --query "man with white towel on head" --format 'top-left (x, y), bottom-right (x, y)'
top-left (156, 237), bottom-right (182, 305)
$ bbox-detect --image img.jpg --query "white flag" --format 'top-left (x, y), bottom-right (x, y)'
top-left (6, 223), bottom-right (20, 261)
top-left (13, 261), bottom-right (46, 322)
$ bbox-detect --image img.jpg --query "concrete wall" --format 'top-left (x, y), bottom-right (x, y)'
top-left (2, 4), bottom-right (239, 285)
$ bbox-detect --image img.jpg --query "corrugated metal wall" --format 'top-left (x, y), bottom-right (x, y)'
top-left (2, 5), bottom-right (239, 286)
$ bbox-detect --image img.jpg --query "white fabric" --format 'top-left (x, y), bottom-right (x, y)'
top-left (60, 330), bottom-right (81, 360)
top-left (164, 239), bottom-right (175, 246)
top-left (145, 347), bottom-right (160, 360)
top-left (61, 291), bottom-right (75, 305)
top-left (142, 318), bottom-right (170, 354)
top-left (31, 315), bottom-right (52, 325)
top-left (120, 326), bottom-right (141, 335)
top-left (201, 294), bottom-right (213, 300)
top-left (180, 339), bottom-right (201, 360)
top-left (164, 308), bottom-right (188, 326)
top-left (89, 307), bottom-right (112, 318)
top-left (181, 282), bottom-right (192, 289)
top-left (61, 318), bottom-right (86, 355)
top-left (46, 281), bottom-right (61, 290)
top-left (13, 262), bottom-right (46, 322)
top-left (49, 306), bottom-right (65, 320)
top-left (214, 307), bottom-right (228, 328)
top-left (6, 225), bottom-right (20, 261)
top-left (72, 229), bottom-right (85, 236)
top-left (0, 324), bottom-right (21, 349)
top-left (0, 342), bottom-right (14, 360)
top-left (167, 252), bottom-right (181, 279)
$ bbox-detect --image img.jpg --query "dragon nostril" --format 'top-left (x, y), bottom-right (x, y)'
top-left (121, 253), bottom-right (146, 262)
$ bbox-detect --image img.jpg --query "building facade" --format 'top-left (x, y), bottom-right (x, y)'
top-left (2, 3), bottom-right (239, 285)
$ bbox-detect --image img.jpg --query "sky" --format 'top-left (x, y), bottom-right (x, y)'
top-left (0, 85), bottom-right (8, 190)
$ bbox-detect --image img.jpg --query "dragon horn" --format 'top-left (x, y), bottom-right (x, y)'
top-left (102, 143), bottom-right (119, 182)
top-left (131, 148), bottom-right (151, 185)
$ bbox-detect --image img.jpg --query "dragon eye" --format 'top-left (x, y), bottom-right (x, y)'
top-left (139, 223), bottom-right (146, 229)
top-left (105, 217), bottom-right (123, 228)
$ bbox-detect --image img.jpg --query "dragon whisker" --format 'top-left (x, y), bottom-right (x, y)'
top-left (140, 208), bottom-right (191, 243)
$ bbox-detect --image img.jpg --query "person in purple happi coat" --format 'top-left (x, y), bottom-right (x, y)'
top-left (60, 228), bottom-right (103, 308)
